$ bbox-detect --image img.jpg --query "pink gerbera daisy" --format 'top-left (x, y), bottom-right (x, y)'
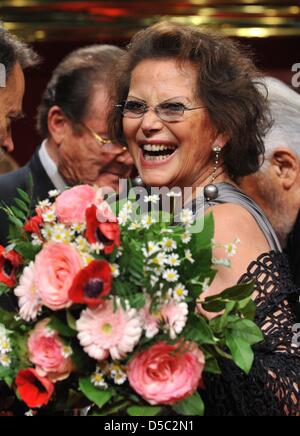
top-left (14, 262), bottom-right (42, 322)
top-left (76, 299), bottom-right (143, 361)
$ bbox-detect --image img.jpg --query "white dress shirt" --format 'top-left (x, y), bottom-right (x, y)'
top-left (38, 140), bottom-right (67, 192)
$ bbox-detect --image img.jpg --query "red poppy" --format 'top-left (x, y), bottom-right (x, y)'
top-left (24, 215), bottom-right (43, 236)
top-left (15, 368), bottom-right (54, 409)
top-left (86, 205), bottom-right (121, 255)
top-left (69, 260), bottom-right (112, 306)
top-left (0, 246), bottom-right (23, 287)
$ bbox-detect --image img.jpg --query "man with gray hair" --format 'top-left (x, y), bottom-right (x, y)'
top-left (0, 26), bottom-right (39, 152)
top-left (240, 77), bottom-right (300, 250)
top-left (240, 77), bottom-right (300, 315)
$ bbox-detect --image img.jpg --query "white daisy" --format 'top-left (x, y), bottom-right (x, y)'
top-left (38, 199), bottom-right (52, 209)
top-left (144, 195), bottom-right (160, 204)
top-left (0, 336), bottom-right (12, 354)
top-left (75, 236), bottom-right (91, 253)
top-left (14, 262), bottom-right (42, 322)
top-left (185, 249), bottom-right (195, 264)
top-left (161, 238), bottom-right (177, 252)
top-left (113, 371), bottom-right (127, 385)
top-left (0, 354), bottom-right (11, 368)
top-left (225, 239), bottom-right (241, 257)
top-left (141, 214), bottom-right (156, 229)
top-left (182, 231), bottom-right (192, 244)
top-left (128, 222), bottom-right (141, 231)
top-left (118, 202), bottom-right (133, 225)
top-left (166, 254), bottom-right (181, 267)
top-left (110, 264), bottom-right (120, 278)
top-left (90, 243), bottom-right (104, 255)
top-left (81, 253), bottom-right (94, 267)
top-left (48, 189), bottom-right (60, 198)
top-left (180, 209), bottom-right (194, 227)
top-left (143, 241), bottom-right (160, 257)
top-left (71, 223), bottom-right (86, 234)
top-left (201, 277), bottom-right (211, 293)
top-left (163, 269), bottom-right (179, 283)
top-left (24, 410), bottom-right (35, 417)
top-left (151, 252), bottom-right (167, 267)
top-left (61, 345), bottom-right (73, 359)
top-left (51, 225), bottom-right (73, 243)
top-left (166, 191), bottom-right (182, 198)
top-left (42, 207), bottom-right (56, 223)
top-left (41, 225), bottom-right (53, 241)
top-left (173, 284), bottom-right (189, 302)
top-left (31, 234), bottom-right (43, 246)
top-left (91, 372), bottom-right (108, 390)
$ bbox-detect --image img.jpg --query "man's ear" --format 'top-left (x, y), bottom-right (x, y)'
top-left (47, 106), bottom-right (68, 145)
top-left (271, 148), bottom-right (300, 190)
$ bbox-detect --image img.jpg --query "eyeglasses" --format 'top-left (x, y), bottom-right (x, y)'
top-left (79, 122), bottom-right (127, 152)
top-left (116, 99), bottom-right (205, 122)
top-left (79, 122), bottom-right (112, 146)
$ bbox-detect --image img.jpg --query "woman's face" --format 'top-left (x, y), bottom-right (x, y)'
top-left (123, 58), bottom-right (219, 188)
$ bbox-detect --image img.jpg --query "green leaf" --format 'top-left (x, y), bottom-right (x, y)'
top-left (172, 393), bottom-right (204, 416)
top-left (237, 298), bottom-right (257, 320)
top-left (11, 206), bottom-right (26, 220)
top-left (211, 281), bottom-right (255, 302)
top-left (49, 316), bottom-right (76, 338)
top-left (66, 311), bottom-right (77, 331)
top-left (8, 215), bottom-right (23, 228)
top-left (0, 283), bottom-right (9, 296)
top-left (14, 242), bottom-right (40, 260)
top-left (204, 356), bottom-right (221, 375)
top-left (127, 406), bottom-right (162, 417)
top-left (14, 198), bottom-right (29, 214)
top-left (202, 299), bottom-right (227, 313)
top-left (227, 319), bottom-right (264, 346)
top-left (225, 332), bottom-right (254, 374)
top-left (128, 293), bottom-right (146, 310)
top-left (182, 313), bottom-right (215, 345)
top-left (16, 188), bottom-right (31, 205)
top-left (79, 378), bottom-right (112, 409)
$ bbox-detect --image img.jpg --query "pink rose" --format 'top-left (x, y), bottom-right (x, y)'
top-left (55, 185), bottom-right (96, 224)
top-left (128, 342), bottom-right (205, 406)
top-left (28, 319), bottom-right (73, 383)
top-left (35, 242), bottom-right (82, 311)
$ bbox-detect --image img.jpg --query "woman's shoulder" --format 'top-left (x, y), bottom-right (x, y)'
top-left (206, 202), bottom-right (270, 253)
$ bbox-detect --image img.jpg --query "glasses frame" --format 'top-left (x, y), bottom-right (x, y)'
top-left (79, 122), bottom-right (112, 146)
top-left (116, 100), bottom-right (205, 122)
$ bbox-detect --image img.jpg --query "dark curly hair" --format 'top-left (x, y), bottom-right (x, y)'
top-left (108, 22), bottom-right (271, 178)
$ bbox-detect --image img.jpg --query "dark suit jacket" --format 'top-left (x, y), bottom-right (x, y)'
top-left (286, 211), bottom-right (300, 320)
top-left (0, 150), bottom-right (55, 247)
top-left (0, 151), bottom-right (55, 311)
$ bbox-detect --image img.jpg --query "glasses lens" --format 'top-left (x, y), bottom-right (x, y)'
top-left (123, 101), bottom-right (146, 118)
top-left (158, 102), bottom-right (185, 121)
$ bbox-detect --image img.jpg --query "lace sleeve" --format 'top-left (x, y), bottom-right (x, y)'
top-left (202, 251), bottom-right (300, 416)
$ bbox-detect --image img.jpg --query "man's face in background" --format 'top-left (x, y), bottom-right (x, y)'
top-left (55, 86), bottom-right (134, 192)
top-left (0, 62), bottom-right (25, 152)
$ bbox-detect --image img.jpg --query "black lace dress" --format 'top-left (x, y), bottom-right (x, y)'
top-left (202, 251), bottom-right (300, 416)
top-left (198, 183), bottom-right (300, 416)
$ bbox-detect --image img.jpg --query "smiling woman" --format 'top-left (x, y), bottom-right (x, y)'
top-left (108, 21), bottom-right (300, 416)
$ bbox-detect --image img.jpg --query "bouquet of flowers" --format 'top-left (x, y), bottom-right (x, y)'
top-left (0, 182), bottom-right (263, 416)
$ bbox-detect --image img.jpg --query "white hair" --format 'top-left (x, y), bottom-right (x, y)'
top-left (259, 77), bottom-right (300, 166)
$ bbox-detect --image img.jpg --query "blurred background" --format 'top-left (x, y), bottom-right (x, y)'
top-left (1, 0), bottom-right (300, 168)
